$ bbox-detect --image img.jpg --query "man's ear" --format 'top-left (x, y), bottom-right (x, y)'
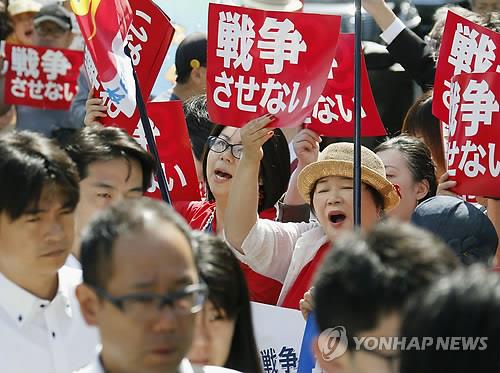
top-left (313, 336), bottom-right (347, 373)
top-left (75, 284), bottom-right (100, 326)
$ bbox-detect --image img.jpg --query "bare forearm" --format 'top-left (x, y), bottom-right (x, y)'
top-left (224, 155), bottom-right (260, 251)
top-left (284, 162), bottom-right (307, 205)
top-left (363, 1), bottom-right (397, 31)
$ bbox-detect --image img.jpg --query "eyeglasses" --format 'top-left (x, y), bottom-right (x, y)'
top-left (93, 283), bottom-right (208, 320)
top-left (207, 136), bottom-right (243, 159)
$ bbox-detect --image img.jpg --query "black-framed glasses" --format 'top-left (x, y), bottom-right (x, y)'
top-left (93, 283), bottom-right (208, 320)
top-left (207, 136), bottom-right (243, 159)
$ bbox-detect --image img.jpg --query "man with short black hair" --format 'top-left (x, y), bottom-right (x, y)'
top-left (0, 131), bottom-right (98, 372)
top-left (155, 33), bottom-right (207, 102)
top-left (75, 198), bottom-right (236, 373)
top-left (312, 220), bottom-right (459, 373)
top-left (56, 125), bottom-right (155, 266)
top-left (400, 265), bottom-right (500, 373)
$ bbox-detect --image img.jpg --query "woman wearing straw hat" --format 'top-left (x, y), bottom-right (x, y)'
top-left (224, 119), bottom-right (400, 309)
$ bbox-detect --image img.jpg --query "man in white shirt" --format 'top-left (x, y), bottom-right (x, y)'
top-left (56, 125), bottom-right (155, 269)
top-left (75, 198), bottom-right (238, 373)
top-left (0, 131), bottom-right (98, 373)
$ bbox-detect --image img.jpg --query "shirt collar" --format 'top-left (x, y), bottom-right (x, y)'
top-left (0, 268), bottom-right (74, 327)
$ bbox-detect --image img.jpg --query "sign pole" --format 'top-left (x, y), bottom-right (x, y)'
top-left (125, 45), bottom-right (172, 204)
top-left (353, 0), bottom-right (363, 227)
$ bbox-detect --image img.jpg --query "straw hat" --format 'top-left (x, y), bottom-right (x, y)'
top-left (241, 0), bottom-right (303, 12)
top-left (8, 0), bottom-right (42, 17)
top-left (297, 142), bottom-right (400, 211)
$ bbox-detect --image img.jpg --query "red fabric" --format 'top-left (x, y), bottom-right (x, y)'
top-left (174, 201), bottom-right (283, 305)
top-left (281, 242), bottom-right (331, 310)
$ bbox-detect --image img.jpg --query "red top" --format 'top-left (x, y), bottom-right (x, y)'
top-left (175, 200), bottom-right (283, 305)
top-left (281, 242), bottom-right (332, 309)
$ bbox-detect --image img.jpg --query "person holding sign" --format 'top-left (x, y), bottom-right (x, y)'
top-left (223, 118), bottom-right (400, 309)
top-left (0, 3), bottom-right (81, 137)
top-left (176, 114), bottom-right (292, 305)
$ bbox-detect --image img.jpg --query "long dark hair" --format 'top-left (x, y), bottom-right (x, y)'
top-left (192, 232), bottom-right (262, 373)
top-left (202, 125), bottom-right (290, 212)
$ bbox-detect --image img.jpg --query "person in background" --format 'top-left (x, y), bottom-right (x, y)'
top-left (0, 131), bottom-right (98, 372)
top-left (312, 221), bottom-right (458, 373)
top-left (154, 32), bottom-right (207, 102)
top-left (375, 135), bottom-right (437, 221)
top-left (183, 95), bottom-right (215, 183)
top-left (400, 265), bottom-right (500, 373)
top-left (401, 90), bottom-right (446, 179)
top-left (56, 125), bottom-right (155, 268)
top-left (6, 0), bottom-right (41, 46)
top-left (411, 196), bottom-right (498, 265)
top-left (189, 232), bottom-right (262, 372)
top-left (75, 198), bottom-right (236, 373)
top-left (0, 3), bottom-right (79, 137)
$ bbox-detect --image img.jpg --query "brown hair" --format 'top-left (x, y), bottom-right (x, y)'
top-left (402, 90), bottom-right (446, 174)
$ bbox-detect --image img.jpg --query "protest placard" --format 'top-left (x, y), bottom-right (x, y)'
top-left (207, 3), bottom-right (341, 128)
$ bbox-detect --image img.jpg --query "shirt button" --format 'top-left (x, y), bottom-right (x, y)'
top-left (51, 332), bottom-right (56, 338)
top-left (40, 304), bottom-right (45, 308)
top-left (18, 315), bottom-right (22, 322)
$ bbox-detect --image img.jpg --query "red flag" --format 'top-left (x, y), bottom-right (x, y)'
top-left (71, 0), bottom-right (136, 118)
top-left (131, 102), bottom-right (201, 203)
top-left (305, 34), bottom-right (386, 137)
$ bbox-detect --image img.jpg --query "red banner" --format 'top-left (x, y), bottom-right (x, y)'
top-left (433, 11), bottom-right (500, 123)
top-left (447, 72), bottom-right (499, 198)
top-left (304, 33), bottom-right (386, 137)
top-left (130, 101), bottom-right (201, 202)
top-left (72, 0), bottom-right (136, 118)
top-left (207, 3), bottom-right (341, 128)
top-left (85, 0), bottom-right (174, 133)
top-left (4, 44), bottom-right (83, 110)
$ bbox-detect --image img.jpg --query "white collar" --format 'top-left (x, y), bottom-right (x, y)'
top-left (0, 266), bottom-right (77, 327)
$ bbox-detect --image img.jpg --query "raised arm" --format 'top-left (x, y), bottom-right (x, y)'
top-left (224, 114), bottom-right (275, 252)
top-left (284, 128), bottom-right (321, 206)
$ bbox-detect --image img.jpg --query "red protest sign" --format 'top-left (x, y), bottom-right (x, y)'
top-left (446, 72), bottom-right (499, 198)
top-left (433, 11), bottom-right (500, 123)
top-left (4, 44), bottom-right (83, 110)
top-left (87, 0), bottom-right (174, 133)
top-left (207, 3), bottom-right (341, 128)
top-left (131, 101), bottom-right (201, 203)
top-left (304, 33), bottom-right (386, 137)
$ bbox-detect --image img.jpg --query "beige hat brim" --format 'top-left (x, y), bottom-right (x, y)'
top-left (297, 160), bottom-right (400, 212)
top-left (8, 1), bottom-right (41, 17)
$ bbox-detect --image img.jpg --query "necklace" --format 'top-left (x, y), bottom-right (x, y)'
top-left (202, 207), bottom-right (216, 233)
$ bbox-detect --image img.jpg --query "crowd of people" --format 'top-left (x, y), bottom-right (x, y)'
top-left (0, 0), bottom-right (499, 372)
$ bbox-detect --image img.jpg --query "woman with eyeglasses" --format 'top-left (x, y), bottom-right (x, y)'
top-left (188, 232), bottom-right (262, 372)
top-left (176, 114), bottom-right (291, 306)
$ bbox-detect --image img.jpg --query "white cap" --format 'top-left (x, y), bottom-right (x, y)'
top-left (8, 0), bottom-right (42, 17)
